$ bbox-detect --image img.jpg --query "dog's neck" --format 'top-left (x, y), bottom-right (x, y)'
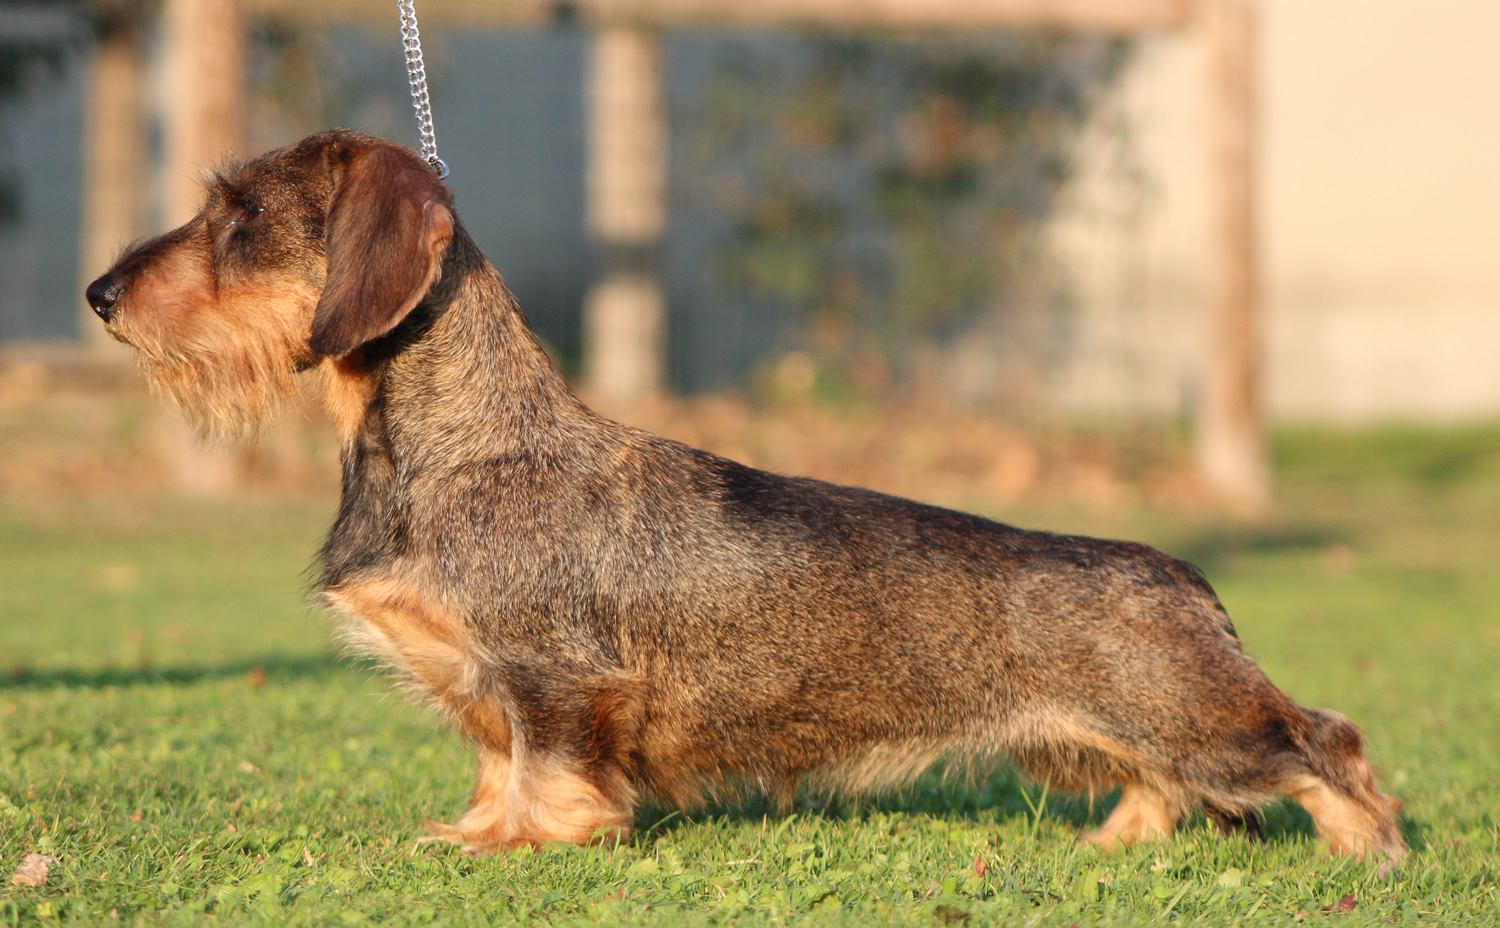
top-left (326, 225), bottom-right (592, 465)
top-left (391, 229), bottom-right (589, 463)
top-left (318, 225), bottom-right (606, 590)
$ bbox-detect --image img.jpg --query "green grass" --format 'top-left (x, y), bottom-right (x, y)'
top-left (3, 426), bottom-right (1500, 925)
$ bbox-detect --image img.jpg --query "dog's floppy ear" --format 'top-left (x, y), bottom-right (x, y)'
top-left (309, 145), bottom-right (455, 357)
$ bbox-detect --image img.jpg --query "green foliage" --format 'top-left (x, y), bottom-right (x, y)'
top-left (4, 425), bottom-right (1500, 924)
top-left (677, 34), bottom-right (1130, 381)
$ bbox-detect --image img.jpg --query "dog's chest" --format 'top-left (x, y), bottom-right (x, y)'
top-left (323, 577), bottom-right (483, 709)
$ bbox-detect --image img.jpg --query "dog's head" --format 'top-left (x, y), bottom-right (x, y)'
top-left (85, 130), bottom-right (455, 439)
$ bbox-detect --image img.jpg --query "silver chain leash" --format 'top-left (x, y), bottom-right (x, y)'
top-left (396, 0), bottom-right (448, 179)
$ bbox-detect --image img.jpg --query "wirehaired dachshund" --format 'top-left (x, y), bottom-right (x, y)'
top-left (85, 130), bottom-right (1407, 862)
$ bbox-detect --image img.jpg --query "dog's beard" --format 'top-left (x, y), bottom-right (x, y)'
top-left (131, 302), bottom-right (314, 443)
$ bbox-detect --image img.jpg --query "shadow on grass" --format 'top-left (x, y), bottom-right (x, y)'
top-left (1, 653), bottom-right (350, 691)
top-left (1398, 814), bottom-right (1432, 855)
top-left (640, 764), bottom-right (1333, 851)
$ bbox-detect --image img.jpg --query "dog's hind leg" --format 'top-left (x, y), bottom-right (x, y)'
top-left (1005, 717), bottom-right (1186, 848)
top-left (1081, 781), bottom-right (1183, 848)
top-left (1156, 700), bottom-right (1405, 860)
top-left (1074, 696), bottom-right (1405, 860)
top-left (1282, 708), bottom-right (1407, 861)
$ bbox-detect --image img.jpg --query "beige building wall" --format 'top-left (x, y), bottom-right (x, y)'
top-left (1052, 0), bottom-right (1500, 422)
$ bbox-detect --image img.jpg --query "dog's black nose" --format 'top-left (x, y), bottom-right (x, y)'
top-left (86, 273), bottom-right (124, 322)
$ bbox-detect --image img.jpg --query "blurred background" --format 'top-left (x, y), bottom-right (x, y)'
top-left (0, 0), bottom-right (1496, 513)
top-left (4, 7), bottom-right (1499, 908)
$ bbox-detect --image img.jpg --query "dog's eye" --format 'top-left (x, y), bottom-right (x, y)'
top-left (229, 204), bottom-right (262, 226)
top-left (215, 203), bottom-right (263, 255)
top-left (223, 205), bottom-right (264, 240)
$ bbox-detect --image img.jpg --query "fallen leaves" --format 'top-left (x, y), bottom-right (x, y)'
top-left (10, 853), bottom-right (59, 888)
top-left (1320, 893), bottom-right (1358, 914)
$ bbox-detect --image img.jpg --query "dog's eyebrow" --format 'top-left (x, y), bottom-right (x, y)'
top-left (209, 168), bottom-right (257, 196)
top-left (198, 178), bottom-right (231, 208)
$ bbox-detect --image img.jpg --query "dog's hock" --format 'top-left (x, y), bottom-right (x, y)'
top-left (310, 145), bottom-right (455, 357)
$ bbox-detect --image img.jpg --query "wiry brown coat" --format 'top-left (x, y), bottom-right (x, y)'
top-left (86, 130), bottom-right (1407, 862)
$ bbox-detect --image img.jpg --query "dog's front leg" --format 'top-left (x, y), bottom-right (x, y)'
top-left (430, 668), bottom-right (646, 852)
top-left (424, 743), bottom-right (511, 852)
top-left (327, 580), bottom-right (639, 850)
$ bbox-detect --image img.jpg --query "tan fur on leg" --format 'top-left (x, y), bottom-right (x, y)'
top-left (427, 748), bottom-right (634, 853)
top-left (327, 577), bottom-right (636, 850)
top-left (323, 577), bottom-right (483, 714)
top-left (422, 745), bottom-right (516, 852)
top-left (1082, 782), bottom-right (1180, 848)
top-left (1289, 775), bottom-right (1408, 861)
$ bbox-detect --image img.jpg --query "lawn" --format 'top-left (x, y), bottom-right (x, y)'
top-left (2, 426), bottom-right (1498, 925)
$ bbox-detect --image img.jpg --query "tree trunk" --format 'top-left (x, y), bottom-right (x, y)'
top-left (163, 0), bottom-right (246, 226)
top-left (1197, 0), bottom-right (1269, 513)
top-left (80, 25), bottom-right (146, 347)
top-left (584, 22), bottom-right (667, 403)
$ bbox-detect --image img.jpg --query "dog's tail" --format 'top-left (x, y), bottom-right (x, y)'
top-left (1286, 707), bottom-right (1408, 862)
